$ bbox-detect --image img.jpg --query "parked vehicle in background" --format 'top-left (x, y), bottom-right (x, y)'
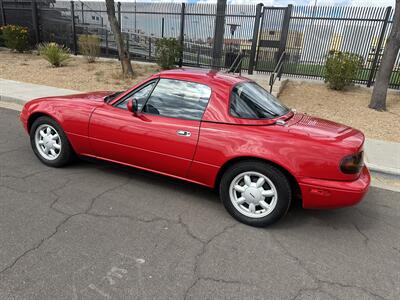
top-left (20, 69), bottom-right (370, 227)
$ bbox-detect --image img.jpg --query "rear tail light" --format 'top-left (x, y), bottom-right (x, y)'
top-left (340, 151), bottom-right (364, 174)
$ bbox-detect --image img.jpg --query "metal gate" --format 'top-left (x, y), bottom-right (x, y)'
top-left (255, 6), bottom-right (292, 72)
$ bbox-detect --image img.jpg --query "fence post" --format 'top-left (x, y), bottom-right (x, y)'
top-left (117, 2), bottom-right (121, 31)
top-left (178, 3), bottom-right (186, 67)
top-left (367, 6), bottom-right (392, 87)
top-left (161, 17), bottom-right (164, 38)
top-left (278, 4), bottom-right (292, 62)
top-left (31, 0), bottom-right (40, 45)
top-left (211, 0), bottom-right (227, 70)
top-left (248, 3), bottom-right (263, 75)
top-left (0, 0), bottom-right (6, 26)
top-left (70, 1), bottom-right (77, 55)
top-left (105, 30), bottom-right (109, 56)
top-left (197, 45), bottom-right (201, 66)
top-left (148, 37), bottom-right (152, 59)
top-left (81, 2), bottom-right (84, 24)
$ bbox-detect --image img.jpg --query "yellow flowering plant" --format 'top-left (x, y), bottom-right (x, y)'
top-left (0, 25), bottom-right (29, 52)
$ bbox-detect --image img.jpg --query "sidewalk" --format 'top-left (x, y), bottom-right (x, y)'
top-left (364, 139), bottom-right (400, 176)
top-left (0, 79), bottom-right (79, 105)
top-left (1, 78), bottom-right (399, 176)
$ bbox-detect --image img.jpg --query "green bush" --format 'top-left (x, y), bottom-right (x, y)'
top-left (0, 25), bottom-right (29, 52)
top-left (155, 38), bottom-right (182, 70)
top-left (78, 34), bottom-right (101, 63)
top-left (38, 42), bottom-right (70, 67)
top-left (324, 50), bottom-right (363, 90)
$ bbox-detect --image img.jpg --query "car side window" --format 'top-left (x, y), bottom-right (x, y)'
top-left (230, 82), bottom-right (289, 119)
top-left (115, 81), bottom-right (156, 110)
top-left (143, 79), bottom-right (212, 120)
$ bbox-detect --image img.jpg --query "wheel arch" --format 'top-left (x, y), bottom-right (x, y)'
top-left (215, 156), bottom-right (302, 203)
top-left (27, 112), bottom-right (59, 133)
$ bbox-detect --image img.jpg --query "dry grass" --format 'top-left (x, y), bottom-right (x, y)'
top-left (279, 80), bottom-right (400, 142)
top-left (0, 50), bottom-right (159, 91)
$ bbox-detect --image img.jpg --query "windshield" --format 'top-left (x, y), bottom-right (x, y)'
top-left (230, 82), bottom-right (290, 119)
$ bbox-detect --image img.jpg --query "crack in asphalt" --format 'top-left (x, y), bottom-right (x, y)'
top-left (182, 220), bottom-right (241, 300)
top-left (0, 163), bottom-right (398, 300)
top-left (352, 222), bottom-right (370, 246)
top-left (291, 286), bottom-right (339, 300)
top-left (355, 208), bottom-right (400, 230)
top-left (0, 178), bottom-right (132, 278)
top-left (81, 210), bottom-right (246, 298)
top-left (271, 234), bottom-right (386, 300)
top-left (0, 174), bottom-right (394, 299)
top-left (84, 180), bottom-right (132, 214)
top-left (0, 213), bottom-right (79, 276)
top-left (0, 147), bottom-right (398, 298)
top-left (0, 175), bottom-right (397, 300)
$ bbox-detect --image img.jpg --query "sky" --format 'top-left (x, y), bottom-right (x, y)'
top-left (74, 0), bottom-right (396, 7)
top-left (196, 0), bottom-right (396, 6)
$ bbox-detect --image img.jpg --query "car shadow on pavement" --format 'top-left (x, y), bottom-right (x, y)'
top-left (79, 156), bottom-right (221, 204)
top-left (76, 157), bottom-right (383, 232)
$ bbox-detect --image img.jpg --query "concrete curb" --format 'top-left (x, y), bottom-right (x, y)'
top-left (365, 162), bottom-right (400, 177)
top-left (0, 95), bottom-right (29, 106)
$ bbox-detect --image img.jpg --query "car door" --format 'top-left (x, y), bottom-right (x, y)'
top-left (89, 78), bottom-right (212, 178)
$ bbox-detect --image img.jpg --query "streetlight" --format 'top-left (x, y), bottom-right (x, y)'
top-left (134, 0), bottom-right (137, 33)
top-left (226, 23), bottom-right (240, 52)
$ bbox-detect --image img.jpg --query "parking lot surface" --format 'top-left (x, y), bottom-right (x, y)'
top-left (0, 107), bottom-right (399, 299)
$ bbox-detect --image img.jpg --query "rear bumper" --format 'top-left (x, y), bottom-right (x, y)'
top-left (299, 166), bottom-right (370, 209)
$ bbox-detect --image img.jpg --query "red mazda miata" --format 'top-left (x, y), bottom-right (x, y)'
top-left (20, 69), bottom-right (370, 227)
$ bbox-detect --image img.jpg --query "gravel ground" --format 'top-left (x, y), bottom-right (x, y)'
top-left (0, 50), bottom-right (159, 92)
top-left (279, 80), bottom-right (400, 142)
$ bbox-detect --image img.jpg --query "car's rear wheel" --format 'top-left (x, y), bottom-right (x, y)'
top-left (220, 161), bottom-right (292, 227)
top-left (30, 116), bottom-right (73, 167)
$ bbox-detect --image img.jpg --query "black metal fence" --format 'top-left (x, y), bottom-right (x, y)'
top-left (1, 0), bottom-right (399, 89)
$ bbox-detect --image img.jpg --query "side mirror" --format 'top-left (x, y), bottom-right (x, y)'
top-left (127, 98), bottom-right (139, 116)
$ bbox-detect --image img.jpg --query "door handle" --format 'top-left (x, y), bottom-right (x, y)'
top-left (177, 130), bottom-right (191, 137)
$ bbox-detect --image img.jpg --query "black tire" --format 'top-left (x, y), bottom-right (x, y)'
top-left (30, 116), bottom-right (74, 167)
top-left (219, 160), bottom-right (292, 227)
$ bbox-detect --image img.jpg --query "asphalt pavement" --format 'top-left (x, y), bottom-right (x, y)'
top-left (0, 107), bottom-right (399, 300)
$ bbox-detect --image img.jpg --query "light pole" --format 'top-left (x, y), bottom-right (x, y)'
top-left (311, 0), bottom-right (318, 27)
top-left (134, 0), bottom-right (137, 33)
top-left (227, 23), bottom-right (240, 52)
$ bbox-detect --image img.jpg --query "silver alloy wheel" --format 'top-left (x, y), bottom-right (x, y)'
top-left (34, 124), bottom-right (62, 161)
top-left (229, 171), bottom-right (278, 218)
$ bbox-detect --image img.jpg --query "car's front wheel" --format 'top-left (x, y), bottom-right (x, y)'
top-left (220, 161), bottom-right (292, 227)
top-left (30, 116), bottom-right (73, 167)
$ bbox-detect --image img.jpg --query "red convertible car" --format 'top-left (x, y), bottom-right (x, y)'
top-left (20, 69), bottom-right (370, 227)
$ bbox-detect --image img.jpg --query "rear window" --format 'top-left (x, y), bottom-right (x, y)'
top-left (230, 82), bottom-right (289, 119)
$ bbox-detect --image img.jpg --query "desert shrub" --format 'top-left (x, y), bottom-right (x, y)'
top-left (155, 38), bottom-right (182, 70)
top-left (38, 42), bottom-right (70, 67)
top-left (324, 50), bottom-right (363, 90)
top-left (78, 34), bottom-right (101, 63)
top-left (0, 25), bottom-right (29, 52)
